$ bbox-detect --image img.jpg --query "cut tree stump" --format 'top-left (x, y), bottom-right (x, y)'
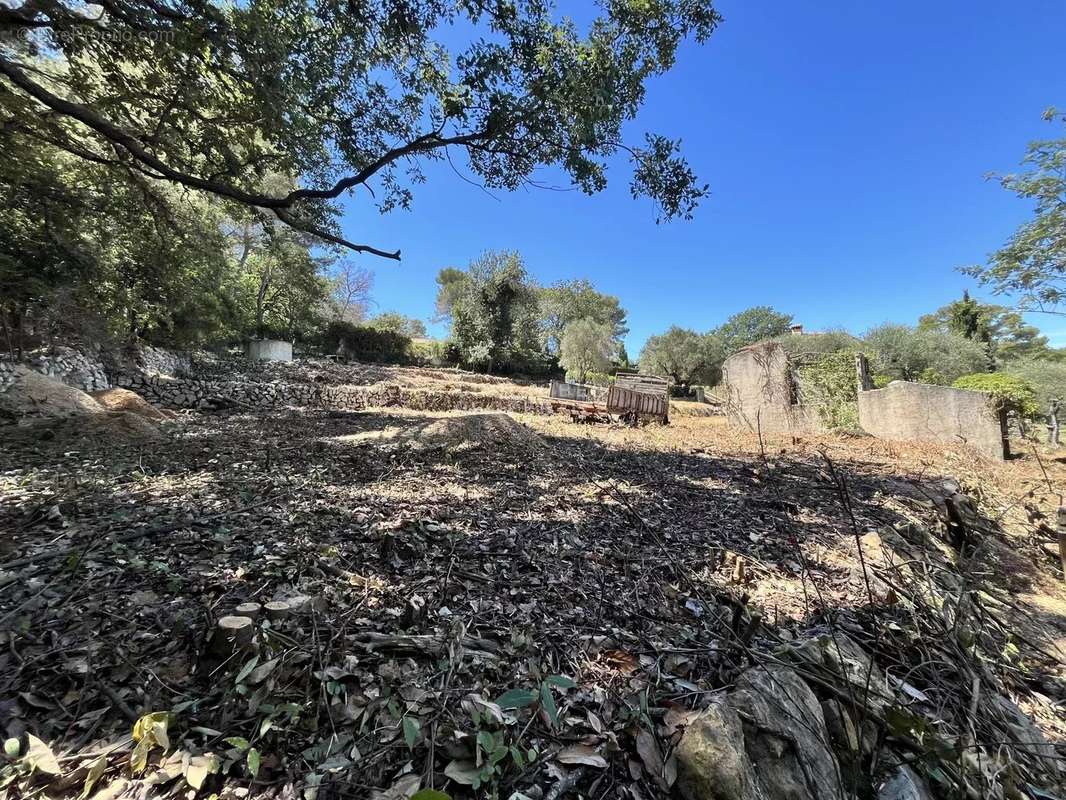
top-left (264, 601), bottom-right (291, 621)
top-left (209, 615), bottom-right (254, 656)
top-left (235, 602), bottom-right (262, 621)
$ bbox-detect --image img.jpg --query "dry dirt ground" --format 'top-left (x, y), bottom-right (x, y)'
top-left (1, 373), bottom-right (1064, 799)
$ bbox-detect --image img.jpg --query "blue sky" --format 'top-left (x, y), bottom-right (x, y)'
top-left (340, 0), bottom-right (1066, 354)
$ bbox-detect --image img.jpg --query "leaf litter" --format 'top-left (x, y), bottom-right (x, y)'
top-left (0, 404), bottom-right (1063, 799)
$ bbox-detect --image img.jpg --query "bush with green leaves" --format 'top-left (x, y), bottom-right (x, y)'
top-left (952, 373), bottom-right (1039, 418)
top-left (1004, 358), bottom-right (1066, 414)
top-left (410, 339), bottom-right (457, 367)
top-left (776, 329), bottom-right (861, 358)
top-left (320, 321), bottom-right (411, 364)
top-left (795, 351), bottom-right (860, 430)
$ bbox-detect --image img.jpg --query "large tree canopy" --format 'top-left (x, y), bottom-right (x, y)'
top-left (638, 326), bottom-right (722, 388)
top-left (1, 0), bottom-right (719, 257)
top-left (965, 112), bottom-right (1066, 312)
top-left (715, 306), bottom-right (794, 353)
top-left (539, 279), bottom-right (628, 354)
top-left (918, 291), bottom-right (1050, 365)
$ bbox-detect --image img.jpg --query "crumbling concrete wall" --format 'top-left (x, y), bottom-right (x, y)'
top-left (857, 380), bottom-right (1007, 460)
top-left (248, 339), bottom-right (293, 362)
top-left (721, 343), bottom-right (819, 435)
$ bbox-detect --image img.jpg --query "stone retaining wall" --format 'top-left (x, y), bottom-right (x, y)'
top-left (0, 346), bottom-right (110, 393)
top-left (119, 374), bottom-right (554, 415)
top-left (1, 343), bottom-right (192, 395)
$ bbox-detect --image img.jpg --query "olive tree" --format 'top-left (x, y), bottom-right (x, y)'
top-left (864, 324), bottom-right (988, 385)
top-left (638, 327), bottom-right (724, 389)
top-left (559, 319), bottom-right (616, 383)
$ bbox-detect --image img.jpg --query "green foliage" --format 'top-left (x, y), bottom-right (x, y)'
top-left (776, 329), bottom-right (861, 357)
top-left (446, 252), bottom-right (545, 375)
top-left (447, 675), bottom-right (573, 793)
top-left (952, 373), bottom-right (1039, 417)
top-left (918, 291), bottom-right (1049, 365)
top-left (0, 137), bottom-right (241, 351)
top-left (539, 280), bottom-right (628, 354)
top-left (559, 319), bottom-right (616, 383)
top-left (434, 268), bottom-right (469, 322)
top-left (0, 137), bottom-right (337, 352)
top-left (638, 327), bottom-right (724, 387)
top-left (1001, 358), bottom-right (1066, 414)
top-left (3, 0), bottom-right (720, 256)
top-left (964, 111), bottom-right (1066, 313)
top-left (585, 372), bottom-right (613, 387)
top-left (715, 306), bottom-right (794, 353)
top-left (321, 321), bottom-right (411, 364)
top-left (410, 339), bottom-right (457, 367)
top-left (795, 352), bottom-right (860, 430)
top-left (864, 324), bottom-right (988, 384)
top-left (368, 312), bottom-right (427, 338)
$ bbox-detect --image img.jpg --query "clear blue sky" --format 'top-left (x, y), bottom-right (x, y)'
top-left (339, 0), bottom-right (1066, 354)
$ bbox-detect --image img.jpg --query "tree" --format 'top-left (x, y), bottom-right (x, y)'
top-left (559, 319), bottom-right (615, 383)
top-left (2, 0), bottom-right (719, 258)
top-left (918, 292), bottom-right (1050, 365)
top-left (638, 327), bottom-right (724, 388)
top-left (369, 312), bottom-right (427, 338)
top-left (330, 262), bottom-right (374, 323)
top-left (716, 306), bottom-right (794, 353)
top-left (0, 133), bottom-right (238, 351)
top-left (1005, 357), bottom-right (1066, 412)
top-left (237, 225), bottom-right (331, 341)
top-left (965, 111), bottom-right (1066, 313)
top-left (448, 251), bottom-right (542, 373)
top-left (434, 268), bottom-right (469, 323)
top-left (864, 324), bottom-right (988, 384)
top-left (539, 280), bottom-right (628, 354)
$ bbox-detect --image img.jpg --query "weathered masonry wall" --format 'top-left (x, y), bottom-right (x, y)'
top-left (248, 339), bottom-right (293, 362)
top-left (857, 380), bottom-right (1007, 460)
top-left (721, 343), bottom-right (819, 435)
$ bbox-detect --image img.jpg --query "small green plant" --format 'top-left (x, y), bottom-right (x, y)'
top-left (951, 373), bottom-right (1039, 417)
top-left (445, 675), bottom-right (574, 795)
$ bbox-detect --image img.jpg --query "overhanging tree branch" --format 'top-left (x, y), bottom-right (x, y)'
top-left (0, 54), bottom-right (489, 259)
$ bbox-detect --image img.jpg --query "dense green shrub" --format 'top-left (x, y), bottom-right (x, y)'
top-left (585, 372), bottom-right (613, 387)
top-left (320, 320), bottom-right (412, 364)
top-left (864, 324), bottom-right (988, 384)
top-left (410, 339), bottom-right (459, 367)
top-left (951, 373), bottom-right (1039, 417)
top-left (1004, 358), bottom-right (1066, 413)
top-left (796, 351), bottom-right (860, 430)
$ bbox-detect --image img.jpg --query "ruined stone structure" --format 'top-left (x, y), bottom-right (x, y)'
top-left (720, 342), bottom-right (820, 435)
top-left (855, 356), bottom-right (1008, 460)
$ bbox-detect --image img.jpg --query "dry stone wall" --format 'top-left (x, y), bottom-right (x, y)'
top-left (0, 346), bottom-right (110, 392)
top-left (5, 343), bottom-right (552, 417)
top-left (119, 374), bottom-right (554, 415)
